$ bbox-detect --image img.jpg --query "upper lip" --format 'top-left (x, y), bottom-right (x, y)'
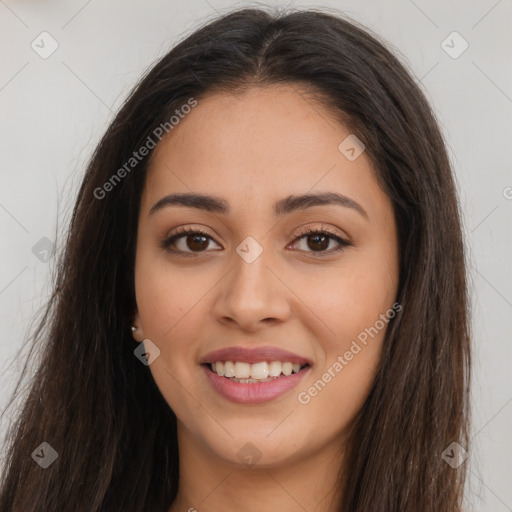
top-left (199, 345), bottom-right (312, 366)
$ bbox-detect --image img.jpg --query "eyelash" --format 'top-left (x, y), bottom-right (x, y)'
top-left (160, 225), bottom-right (352, 258)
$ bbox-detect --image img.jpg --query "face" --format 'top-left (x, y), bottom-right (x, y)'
top-left (133, 85), bottom-right (399, 469)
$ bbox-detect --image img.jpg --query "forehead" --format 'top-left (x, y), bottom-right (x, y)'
top-left (142, 85), bottom-right (386, 218)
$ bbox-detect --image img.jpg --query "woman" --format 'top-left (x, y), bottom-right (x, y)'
top-left (0, 6), bottom-right (471, 511)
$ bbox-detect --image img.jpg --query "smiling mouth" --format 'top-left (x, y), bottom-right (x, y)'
top-left (204, 360), bottom-right (310, 383)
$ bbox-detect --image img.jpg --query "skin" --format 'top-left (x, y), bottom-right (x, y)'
top-left (132, 85), bottom-right (399, 512)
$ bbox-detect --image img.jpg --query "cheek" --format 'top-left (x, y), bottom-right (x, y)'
top-left (307, 254), bottom-right (397, 350)
top-left (295, 263), bottom-right (395, 430)
top-left (135, 249), bottom-right (205, 336)
top-left (134, 256), bottom-right (207, 415)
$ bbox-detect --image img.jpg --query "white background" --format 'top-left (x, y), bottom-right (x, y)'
top-left (1, 0), bottom-right (511, 510)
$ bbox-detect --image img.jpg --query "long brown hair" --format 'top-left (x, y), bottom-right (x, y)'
top-left (0, 6), bottom-right (471, 511)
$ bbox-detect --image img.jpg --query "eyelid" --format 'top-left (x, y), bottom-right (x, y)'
top-left (287, 225), bottom-right (352, 255)
top-left (292, 223), bottom-right (351, 244)
top-left (160, 225), bottom-right (219, 255)
top-left (161, 223), bottom-right (352, 256)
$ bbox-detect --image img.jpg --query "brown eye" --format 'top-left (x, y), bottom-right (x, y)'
top-left (290, 227), bottom-right (351, 255)
top-left (161, 225), bottom-right (351, 258)
top-left (305, 233), bottom-right (330, 251)
top-left (184, 233), bottom-right (209, 251)
top-left (161, 227), bottom-right (220, 255)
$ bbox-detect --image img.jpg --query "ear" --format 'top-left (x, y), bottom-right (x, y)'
top-left (131, 311), bottom-right (144, 342)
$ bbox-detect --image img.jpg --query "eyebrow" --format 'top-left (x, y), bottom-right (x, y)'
top-left (149, 191), bottom-right (368, 219)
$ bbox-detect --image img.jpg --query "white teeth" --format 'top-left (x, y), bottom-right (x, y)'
top-left (268, 361), bottom-right (282, 377)
top-left (210, 360), bottom-right (305, 380)
top-left (282, 362), bottom-right (293, 376)
top-left (224, 361), bottom-right (235, 378)
top-left (234, 362), bottom-right (251, 379)
top-left (214, 361), bottom-right (224, 377)
top-left (250, 362), bottom-right (269, 379)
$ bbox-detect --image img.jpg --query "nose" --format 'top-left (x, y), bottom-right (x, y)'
top-left (212, 244), bottom-right (291, 332)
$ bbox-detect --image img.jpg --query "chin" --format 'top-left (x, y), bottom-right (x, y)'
top-left (196, 425), bottom-right (312, 469)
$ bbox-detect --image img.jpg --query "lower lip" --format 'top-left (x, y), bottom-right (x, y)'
top-left (202, 364), bottom-right (311, 404)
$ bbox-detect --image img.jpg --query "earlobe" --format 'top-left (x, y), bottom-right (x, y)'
top-left (131, 314), bottom-right (144, 342)
top-left (131, 325), bottom-right (144, 342)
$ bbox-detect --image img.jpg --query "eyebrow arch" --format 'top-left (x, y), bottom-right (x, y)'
top-left (149, 191), bottom-right (368, 219)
